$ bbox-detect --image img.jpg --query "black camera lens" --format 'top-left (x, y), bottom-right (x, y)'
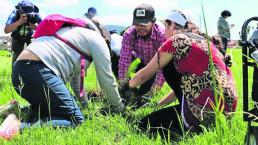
top-left (26, 14), bottom-right (37, 24)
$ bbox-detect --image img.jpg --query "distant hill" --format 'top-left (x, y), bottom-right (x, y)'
top-left (104, 25), bottom-right (127, 34)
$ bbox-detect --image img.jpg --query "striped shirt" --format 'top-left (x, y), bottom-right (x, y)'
top-left (118, 23), bottom-right (166, 86)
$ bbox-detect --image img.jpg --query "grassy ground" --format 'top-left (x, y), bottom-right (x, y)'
top-left (0, 49), bottom-right (256, 145)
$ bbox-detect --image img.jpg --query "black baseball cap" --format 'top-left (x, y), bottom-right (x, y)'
top-left (132, 4), bottom-right (156, 25)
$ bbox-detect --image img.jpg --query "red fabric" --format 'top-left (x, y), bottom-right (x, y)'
top-left (33, 14), bottom-right (89, 98)
top-left (159, 38), bottom-right (228, 74)
top-left (34, 14), bottom-right (86, 38)
top-left (159, 38), bottom-right (175, 54)
top-left (159, 35), bottom-right (238, 125)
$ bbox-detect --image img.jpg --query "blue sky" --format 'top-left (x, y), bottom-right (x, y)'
top-left (0, 0), bottom-right (258, 40)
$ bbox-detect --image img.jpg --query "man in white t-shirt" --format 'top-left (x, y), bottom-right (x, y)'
top-left (110, 30), bottom-right (122, 78)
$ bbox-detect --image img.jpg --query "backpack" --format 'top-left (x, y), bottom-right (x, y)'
top-left (34, 14), bottom-right (87, 38)
top-left (34, 14), bottom-right (93, 98)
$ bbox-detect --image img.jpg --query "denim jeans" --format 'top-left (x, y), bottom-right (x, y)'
top-left (12, 60), bottom-right (84, 128)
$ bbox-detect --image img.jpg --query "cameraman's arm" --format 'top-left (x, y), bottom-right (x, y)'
top-left (4, 14), bottom-right (27, 33)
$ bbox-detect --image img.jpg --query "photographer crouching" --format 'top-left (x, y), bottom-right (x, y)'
top-left (4, 0), bottom-right (42, 64)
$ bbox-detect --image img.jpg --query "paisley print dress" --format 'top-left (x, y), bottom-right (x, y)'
top-left (159, 33), bottom-right (238, 128)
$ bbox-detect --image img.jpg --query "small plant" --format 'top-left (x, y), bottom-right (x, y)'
top-left (127, 58), bottom-right (141, 80)
top-left (201, 1), bottom-right (228, 144)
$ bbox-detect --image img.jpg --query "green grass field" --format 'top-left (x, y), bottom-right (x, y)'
top-left (0, 49), bottom-right (256, 145)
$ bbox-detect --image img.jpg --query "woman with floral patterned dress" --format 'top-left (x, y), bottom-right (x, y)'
top-left (129, 10), bottom-right (238, 139)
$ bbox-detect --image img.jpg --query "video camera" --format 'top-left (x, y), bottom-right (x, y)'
top-left (25, 14), bottom-right (37, 24)
top-left (16, 5), bottom-right (38, 24)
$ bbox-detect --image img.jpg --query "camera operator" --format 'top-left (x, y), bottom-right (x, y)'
top-left (4, 0), bottom-right (42, 64)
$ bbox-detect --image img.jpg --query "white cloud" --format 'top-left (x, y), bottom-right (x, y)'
top-left (104, 0), bottom-right (179, 9)
top-left (100, 0), bottom-right (202, 27)
top-left (0, 0), bottom-right (13, 36)
top-left (38, 0), bottom-right (81, 8)
top-left (103, 0), bottom-right (180, 18)
top-left (100, 0), bottom-right (180, 26)
top-left (0, 0), bottom-right (14, 22)
top-left (36, 0), bottom-right (82, 19)
top-left (181, 8), bottom-right (202, 26)
top-left (99, 14), bottom-right (132, 26)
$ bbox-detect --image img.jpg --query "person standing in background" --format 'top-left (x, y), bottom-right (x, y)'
top-left (109, 30), bottom-right (123, 78)
top-left (84, 7), bottom-right (97, 20)
top-left (217, 10), bottom-right (235, 55)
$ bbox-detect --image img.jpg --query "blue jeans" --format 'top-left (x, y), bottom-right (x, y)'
top-left (12, 60), bottom-right (84, 128)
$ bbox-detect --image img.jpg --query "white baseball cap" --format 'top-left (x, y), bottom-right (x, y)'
top-left (166, 10), bottom-right (189, 26)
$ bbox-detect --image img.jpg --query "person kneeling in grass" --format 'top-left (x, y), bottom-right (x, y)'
top-left (128, 10), bottom-right (238, 140)
top-left (0, 17), bottom-right (124, 140)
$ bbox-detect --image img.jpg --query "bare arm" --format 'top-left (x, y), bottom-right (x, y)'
top-left (129, 51), bottom-right (173, 88)
top-left (158, 91), bottom-right (177, 106)
top-left (4, 14), bottom-right (27, 33)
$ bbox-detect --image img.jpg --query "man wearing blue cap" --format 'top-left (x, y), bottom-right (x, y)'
top-left (84, 7), bottom-right (97, 20)
top-left (4, 0), bottom-right (42, 63)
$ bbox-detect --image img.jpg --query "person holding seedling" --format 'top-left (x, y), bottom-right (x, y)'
top-left (118, 4), bottom-right (168, 107)
top-left (129, 10), bottom-right (238, 140)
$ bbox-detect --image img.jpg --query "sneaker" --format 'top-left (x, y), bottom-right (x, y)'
top-left (0, 100), bottom-right (18, 117)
